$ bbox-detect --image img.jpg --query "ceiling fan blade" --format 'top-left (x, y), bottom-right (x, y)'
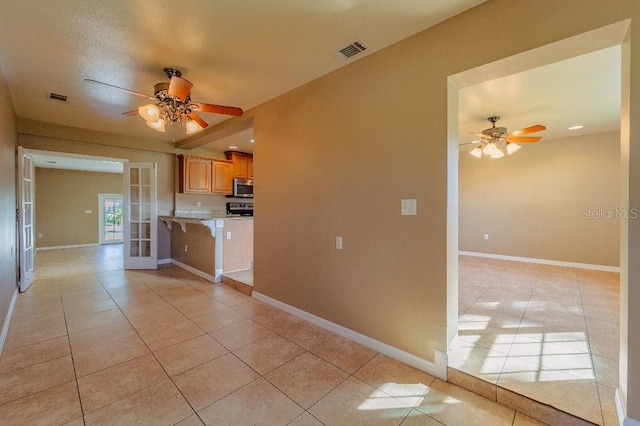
top-left (84, 79), bottom-right (153, 99)
top-left (509, 136), bottom-right (542, 143)
top-left (188, 112), bottom-right (209, 129)
top-left (194, 102), bottom-right (244, 117)
top-left (469, 132), bottom-right (492, 140)
top-left (509, 124), bottom-right (546, 137)
top-left (121, 109), bottom-right (139, 116)
top-left (168, 76), bottom-right (193, 102)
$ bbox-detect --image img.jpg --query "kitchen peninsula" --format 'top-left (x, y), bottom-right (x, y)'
top-left (159, 213), bottom-right (253, 286)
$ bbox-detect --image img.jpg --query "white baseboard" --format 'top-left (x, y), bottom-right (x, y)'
top-left (157, 258), bottom-right (171, 265)
top-left (36, 243), bottom-right (99, 251)
top-left (169, 259), bottom-right (218, 283)
top-left (616, 388), bottom-right (640, 426)
top-left (252, 291), bottom-right (448, 380)
top-left (0, 287), bottom-right (18, 357)
top-left (459, 251), bottom-right (620, 273)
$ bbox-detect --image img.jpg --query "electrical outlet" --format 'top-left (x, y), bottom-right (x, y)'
top-left (401, 199), bottom-right (417, 215)
top-left (85, 209), bottom-right (92, 214)
top-left (38, 233), bottom-right (43, 238)
top-left (484, 233), bottom-right (489, 240)
top-left (226, 231), bottom-right (232, 240)
top-left (196, 201), bottom-right (202, 208)
top-left (184, 245), bottom-right (188, 252)
top-left (336, 236), bottom-right (343, 250)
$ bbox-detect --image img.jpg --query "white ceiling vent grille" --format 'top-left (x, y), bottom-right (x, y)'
top-left (333, 40), bottom-right (368, 61)
top-left (47, 92), bottom-right (68, 103)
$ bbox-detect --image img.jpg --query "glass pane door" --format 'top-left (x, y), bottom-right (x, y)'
top-left (123, 162), bottom-right (157, 269)
top-left (99, 194), bottom-right (123, 244)
top-left (18, 146), bottom-right (35, 292)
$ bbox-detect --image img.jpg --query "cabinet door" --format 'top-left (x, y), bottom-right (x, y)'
top-left (180, 156), bottom-right (211, 193)
top-left (247, 157), bottom-right (253, 179)
top-left (212, 160), bottom-right (233, 194)
top-left (233, 155), bottom-right (249, 179)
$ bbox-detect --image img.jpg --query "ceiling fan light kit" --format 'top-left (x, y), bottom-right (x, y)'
top-left (466, 116), bottom-right (545, 159)
top-left (85, 67), bottom-right (243, 135)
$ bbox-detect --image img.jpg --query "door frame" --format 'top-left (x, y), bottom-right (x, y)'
top-left (17, 148), bottom-right (127, 287)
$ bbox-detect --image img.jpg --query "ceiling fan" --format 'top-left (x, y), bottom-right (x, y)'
top-left (85, 68), bottom-right (243, 134)
top-left (465, 116), bottom-right (546, 159)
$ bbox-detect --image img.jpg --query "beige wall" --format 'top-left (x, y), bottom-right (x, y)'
top-left (459, 131), bottom-right (621, 266)
top-left (252, 0), bottom-right (640, 417)
top-left (0, 70), bottom-right (17, 341)
top-left (170, 223), bottom-right (215, 276)
top-left (223, 218), bottom-right (253, 273)
top-left (35, 168), bottom-right (122, 248)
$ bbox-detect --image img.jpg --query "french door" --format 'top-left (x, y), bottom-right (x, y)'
top-left (123, 162), bottom-right (157, 269)
top-left (17, 147), bottom-right (35, 292)
top-left (99, 194), bottom-right (123, 244)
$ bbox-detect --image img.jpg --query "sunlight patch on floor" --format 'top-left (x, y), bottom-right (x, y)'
top-left (357, 383), bottom-right (429, 410)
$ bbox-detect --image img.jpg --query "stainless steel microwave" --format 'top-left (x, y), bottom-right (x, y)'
top-left (232, 178), bottom-right (253, 198)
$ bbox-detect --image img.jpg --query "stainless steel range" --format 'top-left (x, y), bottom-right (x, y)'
top-left (226, 202), bottom-right (253, 216)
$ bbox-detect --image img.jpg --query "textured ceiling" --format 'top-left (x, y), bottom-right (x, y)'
top-left (458, 45), bottom-right (621, 149)
top-left (1, 1), bottom-right (621, 172)
top-left (0, 0), bottom-right (485, 150)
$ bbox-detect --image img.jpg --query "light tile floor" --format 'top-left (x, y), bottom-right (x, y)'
top-left (0, 245), bottom-right (546, 425)
top-left (452, 255), bottom-right (620, 426)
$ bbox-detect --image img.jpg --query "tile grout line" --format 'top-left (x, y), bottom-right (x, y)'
top-left (58, 273), bottom-right (87, 425)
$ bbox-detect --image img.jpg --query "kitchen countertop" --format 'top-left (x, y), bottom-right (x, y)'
top-left (159, 214), bottom-right (252, 234)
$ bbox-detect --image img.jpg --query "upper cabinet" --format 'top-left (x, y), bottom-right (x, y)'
top-left (212, 160), bottom-right (233, 194)
top-left (226, 151), bottom-right (253, 179)
top-left (177, 155), bottom-right (233, 195)
top-left (178, 155), bottom-right (211, 193)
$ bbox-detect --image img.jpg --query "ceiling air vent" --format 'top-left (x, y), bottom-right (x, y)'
top-left (333, 40), bottom-right (368, 61)
top-left (47, 92), bottom-right (68, 103)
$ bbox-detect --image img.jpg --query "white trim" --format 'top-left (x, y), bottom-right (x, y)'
top-left (36, 243), bottom-right (98, 251)
top-left (459, 251), bottom-right (620, 273)
top-left (252, 291), bottom-right (448, 380)
top-left (157, 258), bottom-right (171, 265)
top-left (616, 388), bottom-right (640, 426)
top-left (0, 287), bottom-right (19, 357)
top-left (170, 259), bottom-right (217, 283)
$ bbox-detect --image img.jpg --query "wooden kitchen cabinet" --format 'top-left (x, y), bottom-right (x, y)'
top-left (212, 160), bottom-right (233, 194)
top-left (178, 155), bottom-right (211, 193)
top-left (226, 151), bottom-right (253, 179)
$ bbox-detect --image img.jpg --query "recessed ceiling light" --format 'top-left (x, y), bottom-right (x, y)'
top-left (568, 125), bottom-right (584, 130)
top-left (229, 145), bottom-right (238, 149)
top-left (250, 139), bottom-right (255, 144)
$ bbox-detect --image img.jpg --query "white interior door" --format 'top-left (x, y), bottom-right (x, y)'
top-left (123, 162), bottom-right (157, 269)
top-left (18, 146), bottom-right (35, 291)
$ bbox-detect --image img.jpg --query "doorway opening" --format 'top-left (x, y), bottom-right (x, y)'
top-left (19, 148), bottom-right (127, 284)
top-left (446, 22), bottom-right (628, 425)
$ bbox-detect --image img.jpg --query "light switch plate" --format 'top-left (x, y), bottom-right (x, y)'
top-left (401, 199), bottom-right (417, 215)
